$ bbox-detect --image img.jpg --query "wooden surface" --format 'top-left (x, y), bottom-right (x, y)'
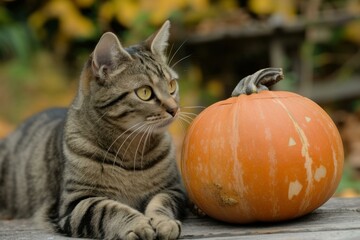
top-left (1, 198), bottom-right (360, 240)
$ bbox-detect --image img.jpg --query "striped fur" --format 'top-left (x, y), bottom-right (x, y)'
top-left (0, 21), bottom-right (187, 239)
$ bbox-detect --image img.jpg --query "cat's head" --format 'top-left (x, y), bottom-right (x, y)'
top-left (73, 21), bottom-right (179, 133)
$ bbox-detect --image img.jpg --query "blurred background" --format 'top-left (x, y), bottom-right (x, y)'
top-left (0, 0), bottom-right (360, 197)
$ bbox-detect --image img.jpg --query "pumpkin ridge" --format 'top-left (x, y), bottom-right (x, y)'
top-left (300, 98), bottom-right (343, 200)
top-left (272, 97), bottom-right (314, 213)
top-left (231, 95), bottom-right (251, 218)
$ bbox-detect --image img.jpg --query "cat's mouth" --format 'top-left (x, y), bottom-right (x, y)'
top-left (146, 114), bottom-right (176, 128)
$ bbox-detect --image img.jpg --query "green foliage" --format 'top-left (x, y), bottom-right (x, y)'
top-left (336, 165), bottom-right (360, 195)
top-left (0, 23), bottom-right (36, 63)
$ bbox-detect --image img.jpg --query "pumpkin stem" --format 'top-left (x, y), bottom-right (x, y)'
top-left (231, 68), bottom-right (284, 96)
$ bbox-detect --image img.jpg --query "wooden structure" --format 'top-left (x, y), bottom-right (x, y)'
top-left (178, 9), bottom-right (360, 104)
top-left (1, 197), bottom-right (359, 239)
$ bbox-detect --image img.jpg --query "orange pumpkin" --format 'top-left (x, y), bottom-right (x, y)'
top-left (181, 68), bottom-right (344, 223)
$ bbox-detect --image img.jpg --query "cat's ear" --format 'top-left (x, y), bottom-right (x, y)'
top-left (145, 20), bottom-right (170, 60)
top-left (92, 32), bottom-right (132, 78)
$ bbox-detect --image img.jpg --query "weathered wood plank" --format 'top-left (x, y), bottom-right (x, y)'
top-left (181, 198), bottom-right (360, 239)
top-left (188, 230), bottom-right (360, 240)
top-left (0, 198), bottom-right (359, 240)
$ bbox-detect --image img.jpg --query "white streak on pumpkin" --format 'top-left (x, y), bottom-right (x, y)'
top-left (331, 148), bottom-right (338, 187)
top-left (288, 137), bottom-right (296, 147)
top-left (288, 180), bottom-right (303, 200)
top-left (231, 99), bottom-right (250, 215)
top-left (196, 156), bottom-right (206, 175)
top-left (326, 109), bottom-right (340, 188)
top-left (264, 125), bottom-right (280, 217)
top-left (273, 98), bottom-right (313, 210)
top-left (305, 117), bottom-right (311, 122)
top-left (265, 127), bottom-right (272, 140)
top-left (314, 165), bottom-right (327, 182)
top-left (267, 146), bottom-right (279, 216)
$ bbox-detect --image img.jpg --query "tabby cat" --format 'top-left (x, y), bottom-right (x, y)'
top-left (0, 20), bottom-right (187, 240)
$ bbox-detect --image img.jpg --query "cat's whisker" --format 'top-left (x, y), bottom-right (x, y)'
top-left (178, 116), bottom-right (192, 125)
top-left (113, 123), bottom-right (148, 168)
top-left (179, 106), bottom-right (205, 119)
top-left (115, 124), bottom-right (148, 163)
top-left (168, 40), bottom-right (187, 66)
top-left (122, 124), bottom-right (150, 165)
top-left (143, 125), bottom-right (155, 171)
top-left (139, 127), bottom-right (150, 170)
top-left (96, 111), bottom-right (108, 123)
top-left (133, 125), bottom-right (151, 171)
top-left (179, 112), bottom-right (198, 118)
top-left (171, 54), bottom-right (191, 69)
top-left (178, 118), bottom-right (192, 127)
top-left (141, 125), bottom-right (155, 170)
top-left (175, 118), bottom-right (188, 133)
top-left (102, 122), bottom-right (144, 166)
top-left (167, 43), bottom-right (175, 64)
top-left (179, 113), bottom-right (196, 121)
top-left (178, 116), bottom-right (194, 125)
top-left (180, 106), bottom-right (206, 109)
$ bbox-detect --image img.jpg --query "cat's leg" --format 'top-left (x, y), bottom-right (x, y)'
top-left (145, 189), bottom-right (186, 240)
top-left (57, 197), bottom-right (155, 240)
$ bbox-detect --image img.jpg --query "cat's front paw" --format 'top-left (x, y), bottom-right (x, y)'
top-left (151, 218), bottom-right (181, 240)
top-left (125, 217), bottom-right (155, 240)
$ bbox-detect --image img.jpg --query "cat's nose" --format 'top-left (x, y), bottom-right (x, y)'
top-left (166, 107), bottom-right (179, 117)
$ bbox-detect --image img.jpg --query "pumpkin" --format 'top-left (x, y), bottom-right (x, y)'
top-left (181, 68), bottom-right (344, 223)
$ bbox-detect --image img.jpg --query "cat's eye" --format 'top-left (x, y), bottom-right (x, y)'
top-left (136, 86), bottom-right (153, 101)
top-left (168, 80), bottom-right (177, 94)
